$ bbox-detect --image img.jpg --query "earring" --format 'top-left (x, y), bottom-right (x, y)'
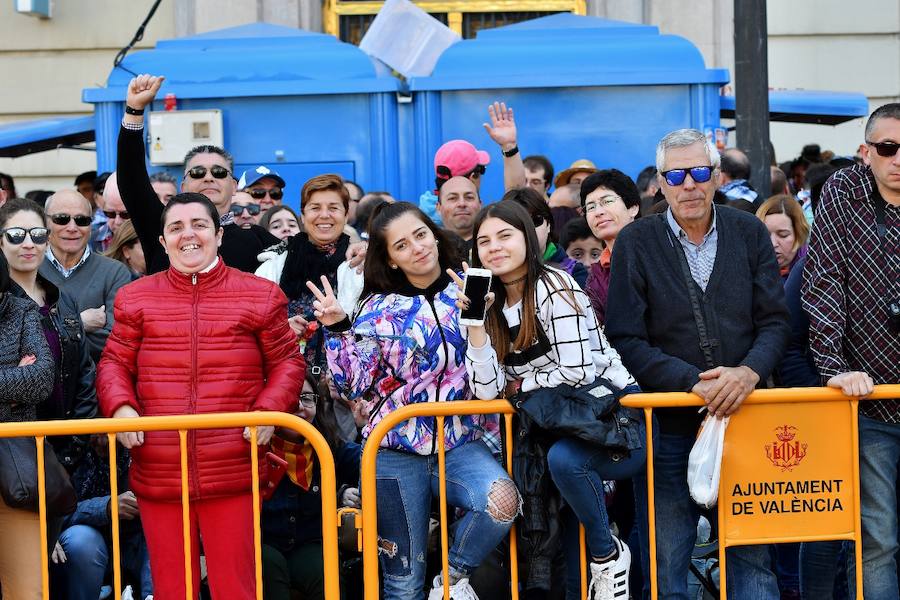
top-left (390, 264), bottom-right (398, 269)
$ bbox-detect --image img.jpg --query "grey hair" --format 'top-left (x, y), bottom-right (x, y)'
top-left (149, 171), bottom-right (177, 185)
top-left (182, 145), bottom-right (234, 172)
top-left (864, 102), bottom-right (900, 141)
top-left (655, 128), bottom-right (721, 172)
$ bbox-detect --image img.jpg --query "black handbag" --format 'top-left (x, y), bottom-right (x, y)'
top-left (0, 437), bottom-right (77, 516)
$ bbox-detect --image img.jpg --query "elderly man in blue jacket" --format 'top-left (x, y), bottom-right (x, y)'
top-left (605, 128), bottom-right (790, 600)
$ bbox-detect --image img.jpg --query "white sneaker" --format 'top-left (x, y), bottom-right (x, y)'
top-left (588, 536), bottom-right (631, 600)
top-left (427, 574), bottom-right (480, 600)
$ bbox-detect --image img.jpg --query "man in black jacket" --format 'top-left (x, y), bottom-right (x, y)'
top-left (116, 74), bottom-right (278, 274)
top-left (605, 128), bottom-right (790, 599)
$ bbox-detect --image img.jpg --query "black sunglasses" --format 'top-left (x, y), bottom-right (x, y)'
top-left (866, 140), bottom-right (900, 158)
top-left (229, 203), bottom-right (261, 216)
top-left (661, 166), bottom-right (713, 186)
top-left (465, 164), bottom-right (487, 179)
top-left (247, 188), bottom-right (284, 201)
top-left (185, 165), bottom-right (232, 180)
top-left (2, 226), bottom-right (49, 245)
top-left (49, 213), bottom-right (93, 227)
top-left (102, 210), bottom-right (130, 220)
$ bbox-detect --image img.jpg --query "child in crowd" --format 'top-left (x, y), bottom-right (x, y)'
top-left (559, 217), bottom-right (605, 268)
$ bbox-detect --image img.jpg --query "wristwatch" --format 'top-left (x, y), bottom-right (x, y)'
top-left (502, 145), bottom-right (519, 158)
top-left (124, 105), bottom-right (145, 116)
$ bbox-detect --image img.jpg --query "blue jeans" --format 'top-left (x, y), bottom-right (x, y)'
top-left (547, 436), bottom-right (645, 557)
top-left (800, 540), bottom-right (852, 600)
top-left (634, 430), bottom-right (780, 600)
top-left (54, 524), bottom-right (153, 600)
top-left (858, 415), bottom-right (900, 600)
top-left (375, 440), bottom-right (518, 600)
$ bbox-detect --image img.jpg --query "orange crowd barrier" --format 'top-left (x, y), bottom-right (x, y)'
top-left (0, 412), bottom-right (341, 600)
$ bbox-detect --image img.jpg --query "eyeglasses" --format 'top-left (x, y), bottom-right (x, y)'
top-left (465, 164), bottom-right (487, 180)
top-left (2, 227), bottom-right (49, 245)
top-left (102, 210), bottom-right (130, 220)
top-left (247, 188), bottom-right (284, 201)
top-left (49, 213), bottom-right (93, 227)
top-left (229, 203), bottom-right (261, 216)
top-left (185, 165), bottom-right (232, 180)
top-left (584, 194), bottom-right (623, 214)
top-left (299, 392), bottom-right (318, 408)
top-left (661, 166), bottom-right (713, 186)
top-left (866, 140), bottom-right (900, 158)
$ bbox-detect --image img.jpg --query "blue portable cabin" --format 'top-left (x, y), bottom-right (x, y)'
top-left (82, 23), bottom-right (402, 210)
top-left (403, 13), bottom-right (730, 203)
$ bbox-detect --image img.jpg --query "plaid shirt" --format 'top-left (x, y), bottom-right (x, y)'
top-left (802, 163), bottom-right (900, 423)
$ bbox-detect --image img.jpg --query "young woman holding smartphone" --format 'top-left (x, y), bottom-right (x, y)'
top-left (308, 202), bottom-right (519, 600)
top-left (461, 200), bottom-right (644, 600)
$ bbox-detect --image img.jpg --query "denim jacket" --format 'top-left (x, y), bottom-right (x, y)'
top-left (325, 273), bottom-right (499, 455)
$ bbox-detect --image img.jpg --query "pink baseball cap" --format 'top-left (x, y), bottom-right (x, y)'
top-left (434, 140), bottom-right (491, 181)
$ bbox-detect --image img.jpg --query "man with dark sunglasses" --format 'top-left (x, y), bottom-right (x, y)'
top-left (90, 171), bottom-right (130, 252)
top-left (230, 191), bottom-right (262, 229)
top-left (115, 74), bottom-right (279, 275)
top-left (38, 189), bottom-right (132, 362)
top-left (238, 166), bottom-right (286, 212)
top-left (606, 128), bottom-right (790, 600)
top-left (803, 103), bottom-right (900, 600)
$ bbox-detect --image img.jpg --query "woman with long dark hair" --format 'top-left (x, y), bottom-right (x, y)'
top-left (0, 251), bottom-right (55, 598)
top-left (308, 202), bottom-right (519, 600)
top-left (462, 201), bottom-right (643, 600)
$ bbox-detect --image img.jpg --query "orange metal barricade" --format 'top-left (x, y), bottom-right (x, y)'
top-left (359, 385), bottom-right (899, 600)
top-left (0, 412), bottom-right (341, 600)
top-left (620, 384), bottom-right (900, 600)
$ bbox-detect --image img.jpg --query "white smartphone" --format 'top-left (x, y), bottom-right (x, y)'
top-left (458, 268), bottom-right (493, 327)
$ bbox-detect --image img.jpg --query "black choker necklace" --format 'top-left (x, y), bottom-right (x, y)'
top-left (502, 274), bottom-right (527, 287)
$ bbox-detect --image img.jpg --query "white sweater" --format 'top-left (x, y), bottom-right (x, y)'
top-left (465, 267), bottom-right (635, 399)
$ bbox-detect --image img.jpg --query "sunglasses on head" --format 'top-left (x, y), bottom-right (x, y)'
top-left (247, 188), bottom-right (284, 201)
top-left (866, 140), bottom-right (900, 158)
top-left (185, 165), bottom-right (232, 180)
top-left (661, 166), bottom-right (713, 186)
top-left (229, 203), bottom-right (261, 216)
top-left (465, 164), bottom-right (487, 179)
top-left (49, 213), bottom-right (93, 227)
top-left (102, 210), bottom-right (130, 220)
top-left (2, 227), bottom-right (49, 245)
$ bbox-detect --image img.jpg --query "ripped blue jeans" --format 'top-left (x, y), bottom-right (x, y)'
top-left (375, 439), bottom-right (518, 600)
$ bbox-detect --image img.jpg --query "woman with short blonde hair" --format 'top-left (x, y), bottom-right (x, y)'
top-left (755, 194), bottom-right (810, 278)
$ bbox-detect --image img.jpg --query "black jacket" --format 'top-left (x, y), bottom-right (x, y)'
top-left (116, 125), bottom-right (279, 274)
top-left (513, 379), bottom-right (644, 591)
top-left (605, 206), bottom-right (790, 435)
top-left (9, 275), bottom-right (98, 466)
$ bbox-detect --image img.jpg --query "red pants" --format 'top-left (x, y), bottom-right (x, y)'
top-left (138, 493), bottom-right (256, 600)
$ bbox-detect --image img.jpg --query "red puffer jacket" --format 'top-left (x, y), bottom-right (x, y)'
top-left (98, 260), bottom-right (304, 502)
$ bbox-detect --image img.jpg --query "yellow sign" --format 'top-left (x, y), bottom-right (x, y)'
top-left (720, 400), bottom-right (857, 543)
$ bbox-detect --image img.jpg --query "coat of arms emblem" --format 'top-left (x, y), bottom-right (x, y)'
top-left (765, 425), bottom-right (808, 471)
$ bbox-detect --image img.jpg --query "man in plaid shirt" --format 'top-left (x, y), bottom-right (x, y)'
top-left (803, 103), bottom-right (900, 600)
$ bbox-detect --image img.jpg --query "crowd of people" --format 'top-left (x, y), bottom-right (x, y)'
top-left (0, 71), bottom-right (896, 600)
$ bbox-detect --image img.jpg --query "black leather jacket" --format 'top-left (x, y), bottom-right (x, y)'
top-left (512, 379), bottom-right (644, 591)
top-left (9, 275), bottom-right (98, 467)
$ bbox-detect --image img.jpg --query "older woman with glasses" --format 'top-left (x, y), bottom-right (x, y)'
top-left (580, 169), bottom-right (642, 325)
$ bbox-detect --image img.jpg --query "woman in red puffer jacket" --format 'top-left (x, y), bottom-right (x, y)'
top-left (98, 193), bottom-right (304, 600)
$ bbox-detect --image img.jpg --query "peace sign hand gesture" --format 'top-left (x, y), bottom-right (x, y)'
top-left (305, 276), bottom-right (348, 327)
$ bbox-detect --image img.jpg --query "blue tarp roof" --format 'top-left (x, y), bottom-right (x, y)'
top-left (408, 13), bottom-right (730, 91)
top-left (720, 90), bottom-right (869, 125)
top-left (0, 115), bottom-right (94, 158)
top-left (83, 23), bottom-right (400, 103)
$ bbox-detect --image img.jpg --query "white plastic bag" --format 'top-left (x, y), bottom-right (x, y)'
top-left (687, 415), bottom-right (730, 508)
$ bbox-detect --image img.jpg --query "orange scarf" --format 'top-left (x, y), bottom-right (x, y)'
top-left (270, 436), bottom-right (315, 491)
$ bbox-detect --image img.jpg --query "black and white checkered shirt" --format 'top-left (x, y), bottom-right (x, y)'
top-left (802, 163), bottom-right (900, 423)
top-left (466, 267), bottom-right (635, 399)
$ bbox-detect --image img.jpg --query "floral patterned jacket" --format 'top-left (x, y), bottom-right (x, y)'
top-left (325, 273), bottom-right (499, 455)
